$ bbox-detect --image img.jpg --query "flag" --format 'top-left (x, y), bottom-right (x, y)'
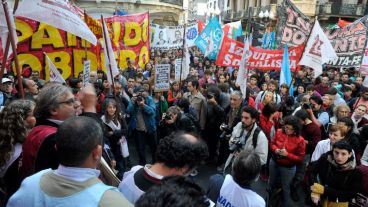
top-left (299, 20), bottom-right (337, 78)
top-left (236, 36), bottom-right (251, 99)
top-left (198, 19), bottom-right (205, 34)
top-left (195, 16), bottom-right (223, 60)
top-left (0, 2), bottom-right (17, 59)
top-left (102, 16), bottom-right (119, 85)
top-left (45, 54), bottom-right (66, 84)
top-left (15, 0), bottom-right (97, 45)
top-left (181, 47), bottom-right (190, 80)
top-left (84, 13), bottom-right (102, 39)
top-left (280, 45), bottom-right (293, 96)
top-left (338, 19), bottom-right (352, 28)
top-left (223, 21), bottom-right (242, 40)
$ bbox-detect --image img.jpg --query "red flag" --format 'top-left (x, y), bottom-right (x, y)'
top-left (198, 19), bottom-right (204, 34)
top-left (338, 19), bottom-right (352, 28)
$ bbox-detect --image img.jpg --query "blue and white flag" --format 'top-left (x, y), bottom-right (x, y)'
top-left (280, 45), bottom-right (293, 96)
top-left (195, 16), bottom-right (223, 60)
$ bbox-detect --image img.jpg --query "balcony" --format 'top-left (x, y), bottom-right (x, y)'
top-left (221, 10), bottom-right (234, 22)
top-left (317, 3), bottom-right (365, 17)
top-left (159, 0), bottom-right (183, 7)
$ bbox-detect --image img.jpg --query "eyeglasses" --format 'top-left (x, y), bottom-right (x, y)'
top-left (58, 98), bottom-right (76, 106)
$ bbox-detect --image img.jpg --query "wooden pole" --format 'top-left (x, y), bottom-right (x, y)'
top-left (2, 0), bottom-right (24, 98)
top-left (101, 15), bottom-right (115, 95)
top-left (0, 0), bottom-right (19, 81)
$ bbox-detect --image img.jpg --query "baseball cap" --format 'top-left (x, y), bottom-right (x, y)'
top-left (2, 78), bottom-right (12, 84)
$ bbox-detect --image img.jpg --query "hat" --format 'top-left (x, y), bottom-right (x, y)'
top-left (2, 78), bottom-right (12, 84)
top-left (133, 86), bottom-right (145, 93)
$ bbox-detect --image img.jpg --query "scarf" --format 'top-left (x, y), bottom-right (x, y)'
top-left (326, 153), bottom-right (355, 171)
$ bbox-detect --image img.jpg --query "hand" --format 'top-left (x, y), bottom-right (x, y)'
top-left (311, 183), bottom-right (324, 194)
top-left (176, 92), bottom-right (182, 99)
top-left (79, 84), bottom-right (97, 113)
top-left (306, 108), bottom-right (313, 115)
top-left (207, 97), bottom-right (217, 105)
top-left (311, 192), bottom-right (320, 205)
top-left (279, 149), bottom-right (288, 157)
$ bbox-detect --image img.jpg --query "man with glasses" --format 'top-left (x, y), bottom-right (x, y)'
top-left (118, 131), bottom-right (208, 204)
top-left (20, 84), bottom-right (96, 181)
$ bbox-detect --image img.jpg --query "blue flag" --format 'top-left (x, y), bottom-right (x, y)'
top-left (280, 45), bottom-right (294, 96)
top-left (194, 17), bottom-right (223, 60)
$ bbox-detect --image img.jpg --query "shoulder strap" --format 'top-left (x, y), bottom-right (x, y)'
top-left (252, 127), bottom-right (261, 149)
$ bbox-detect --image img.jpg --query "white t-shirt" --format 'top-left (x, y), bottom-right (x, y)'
top-left (216, 175), bottom-right (265, 207)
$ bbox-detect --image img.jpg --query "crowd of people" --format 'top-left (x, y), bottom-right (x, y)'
top-left (1, 46), bottom-right (368, 207)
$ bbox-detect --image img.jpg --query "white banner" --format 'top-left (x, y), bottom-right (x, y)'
top-left (150, 24), bottom-right (184, 49)
top-left (154, 64), bottom-right (171, 92)
top-left (83, 60), bottom-right (91, 87)
top-left (0, 2), bottom-right (17, 58)
top-left (174, 59), bottom-right (182, 81)
top-left (102, 17), bottom-right (119, 84)
top-left (15, 0), bottom-right (97, 45)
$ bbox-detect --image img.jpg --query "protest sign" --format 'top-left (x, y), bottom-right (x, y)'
top-left (216, 35), bottom-right (304, 71)
top-left (83, 60), bottom-right (91, 86)
top-left (150, 24), bottom-right (184, 49)
top-left (4, 12), bottom-right (149, 81)
top-left (174, 59), bottom-right (182, 81)
top-left (154, 64), bottom-right (171, 92)
top-left (186, 23), bottom-right (199, 47)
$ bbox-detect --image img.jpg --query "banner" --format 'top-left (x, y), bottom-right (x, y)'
top-left (85, 13), bottom-right (102, 39)
top-left (102, 17), bottom-right (119, 84)
top-left (154, 64), bottom-right (170, 92)
top-left (195, 16), bottom-right (223, 60)
top-left (45, 53), bottom-right (66, 84)
top-left (276, 0), bottom-right (312, 47)
top-left (325, 21), bottom-right (367, 67)
top-left (5, 13), bottom-right (149, 81)
top-left (216, 36), bottom-right (304, 71)
top-left (150, 24), bottom-right (184, 49)
top-left (236, 36), bottom-right (250, 99)
top-left (15, 0), bottom-right (97, 45)
top-left (0, 2), bottom-right (17, 59)
top-left (360, 41), bottom-right (368, 76)
top-left (105, 13), bottom-right (149, 70)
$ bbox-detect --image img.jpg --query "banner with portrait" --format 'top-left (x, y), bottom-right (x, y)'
top-left (150, 24), bottom-right (184, 50)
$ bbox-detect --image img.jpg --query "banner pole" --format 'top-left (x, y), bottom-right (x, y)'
top-left (101, 15), bottom-right (115, 95)
top-left (179, 19), bottom-right (187, 85)
top-left (2, 0), bottom-right (24, 98)
top-left (83, 10), bottom-right (88, 61)
top-left (0, 0), bottom-right (19, 82)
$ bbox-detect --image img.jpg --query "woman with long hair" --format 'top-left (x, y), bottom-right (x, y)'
top-left (167, 81), bottom-right (182, 106)
top-left (310, 140), bottom-right (362, 207)
top-left (0, 100), bottom-right (36, 203)
top-left (269, 116), bottom-right (306, 207)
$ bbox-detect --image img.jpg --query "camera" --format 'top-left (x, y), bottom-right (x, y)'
top-left (302, 103), bottom-right (311, 109)
top-left (207, 92), bottom-right (215, 99)
top-left (219, 123), bottom-right (232, 139)
top-left (229, 140), bottom-right (243, 153)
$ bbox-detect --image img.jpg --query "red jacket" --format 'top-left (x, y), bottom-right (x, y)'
top-left (271, 129), bottom-right (306, 167)
top-left (259, 114), bottom-right (273, 141)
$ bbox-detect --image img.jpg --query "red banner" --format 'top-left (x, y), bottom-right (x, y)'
top-left (1, 13), bottom-right (149, 81)
top-left (216, 36), bottom-right (304, 71)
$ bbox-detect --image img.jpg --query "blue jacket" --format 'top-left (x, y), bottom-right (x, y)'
top-left (127, 96), bottom-right (156, 133)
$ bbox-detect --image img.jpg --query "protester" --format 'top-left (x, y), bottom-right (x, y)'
top-left (310, 140), bottom-right (362, 207)
top-left (7, 116), bottom-right (133, 207)
top-left (0, 78), bottom-right (14, 107)
top-left (269, 116), bottom-right (306, 207)
top-left (0, 100), bottom-right (36, 204)
top-left (207, 150), bottom-right (265, 207)
top-left (118, 131), bottom-right (208, 204)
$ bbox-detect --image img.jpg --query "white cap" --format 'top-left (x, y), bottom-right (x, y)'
top-left (1, 78), bottom-right (12, 84)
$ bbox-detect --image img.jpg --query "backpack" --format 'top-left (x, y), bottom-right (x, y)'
top-left (185, 112), bottom-right (200, 133)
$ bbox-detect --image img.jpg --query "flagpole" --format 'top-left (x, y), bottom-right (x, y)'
top-left (83, 10), bottom-right (89, 60)
top-left (2, 0), bottom-right (24, 98)
top-left (0, 0), bottom-right (19, 81)
top-left (101, 15), bottom-right (115, 95)
top-left (179, 21), bottom-right (187, 84)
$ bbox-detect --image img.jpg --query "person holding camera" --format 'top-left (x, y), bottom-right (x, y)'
top-left (127, 87), bottom-right (157, 165)
top-left (217, 90), bottom-right (244, 171)
top-left (159, 106), bottom-right (198, 137)
top-left (269, 116), bottom-right (306, 207)
top-left (223, 107), bottom-right (268, 173)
